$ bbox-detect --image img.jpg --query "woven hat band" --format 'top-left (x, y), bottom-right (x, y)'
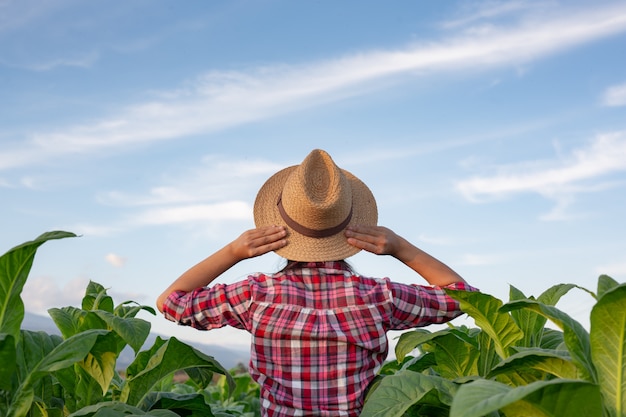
top-left (277, 193), bottom-right (353, 238)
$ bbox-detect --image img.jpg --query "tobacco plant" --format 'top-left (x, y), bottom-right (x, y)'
top-left (361, 276), bottom-right (625, 417)
top-left (0, 231), bottom-right (235, 417)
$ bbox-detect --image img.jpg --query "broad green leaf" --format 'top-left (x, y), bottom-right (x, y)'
top-left (67, 401), bottom-right (179, 416)
top-left (82, 281), bottom-right (114, 313)
top-left (49, 306), bottom-right (150, 355)
top-left (121, 336), bottom-right (233, 408)
top-left (142, 392), bottom-right (216, 417)
top-left (184, 367), bottom-right (219, 389)
top-left (93, 310), bottom-right (151, 354)
top-left (403, 352), bottom-right (437, 374)
top-left (395, 328), bottom-right (448, 362)
top-left (66, 365), bottom-right (107, 413)
top-left (488, 348), bottom-right (582, 380)
top-left (590, 283), bottom-right (626, 417)
top-left (446, 289), bottom-right (523, 359)
top-left (537, 283), bottom-right (579, 306)
top-left (15, 330), bottom-right (63, 408)
top-left (508, 285), bottom-right (538, 348)
top-left (78, 331), bottom-right (119, 395)
top-left (428, 332), bottom-right (480, 379)
top-left (450, 378), bottom-right (602, 417)
top-left (360, 371), bottom-right (458, 417)
top-left (8, 329), bottom-right (107, 417)
top-left (0, 231), bottom-right (76, 343)
top-left (48, 307), bottom-right (107, 339)
top-left (0, 333), bottom-right (16, 390)
top-left (597, 275), bottom-right (620, 299)
top-left (114, 302), bottom-right (156, 319)
top-left (540, 328), bottom-right (565, 350)
top-left (502, 299), bottom-right (595, 382)
top-left (509, 284), bottom-right (577, 348)
top-left (476, 331), bottom-right (501, 377)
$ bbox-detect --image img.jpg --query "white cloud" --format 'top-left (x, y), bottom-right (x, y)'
top-left (98, 157), bottom-right (282, 207)
top-left (22, 276), bottom-right (89, 314)
top-left (134, 201), bottom-right (252, 226)
top-left (22, 275), bottom-right (150, 314)
top-left (105, 253), bottom-right (126, 267)
top-left (601, 82), bottom-right (626, 107)
top-left (441, 0), bottom-right (537, 29)
top-left (2, 2), bottom-right (626, 171)
top-left (457, 131), bottom-right (626, 205)
top-left (23, 51), bottom-right (99, 71)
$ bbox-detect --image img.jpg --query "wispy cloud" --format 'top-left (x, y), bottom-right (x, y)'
top-left (441, 0), bottom-right (538, 29)
top-left (133, 202), bottom-right (251, 226)
top-left (21, 51), bottom-right (99, 71)
top-left (70, 156), bottom-right (281, 235)
top-left (105, 253), bottom-right (126, 267)
top-left (0, 0), bottom-right (71, 34)
top-left (601, 82), bottom-right (626, 107)
top-left (2, 2), bottom-right (626, 171)
top-left (98, 157), bottom-right (282, 207)
top-left (456, 130), bottom-right (626, 218)
top-left (22, 276), bottom-right (88, 314)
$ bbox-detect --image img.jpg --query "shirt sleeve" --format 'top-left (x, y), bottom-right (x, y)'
top-left (161, 280), bottom-right (252, 331)
top-left (388, 281), bottom-right (479, 330)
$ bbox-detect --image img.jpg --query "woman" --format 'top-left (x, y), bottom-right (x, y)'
top-left (157, 149), bottom-right (477, 416)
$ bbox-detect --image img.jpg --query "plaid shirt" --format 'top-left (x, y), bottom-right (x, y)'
top-left (163, 261), bottom-right (477, 417)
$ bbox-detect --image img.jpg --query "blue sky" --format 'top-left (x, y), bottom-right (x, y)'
top-left (2, 0), bottom-right (626, 353)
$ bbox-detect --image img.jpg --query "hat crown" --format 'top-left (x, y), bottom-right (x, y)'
top-left (253, 148), bottom-right (377, 262)
top-left (281, 150), bottom-right (352, 231)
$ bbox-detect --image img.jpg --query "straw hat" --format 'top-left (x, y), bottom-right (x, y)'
top-left (253, 149), bottom-right (378, 261)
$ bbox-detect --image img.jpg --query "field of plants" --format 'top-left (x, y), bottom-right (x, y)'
top-left (1, 231), bottom-right (624, 417)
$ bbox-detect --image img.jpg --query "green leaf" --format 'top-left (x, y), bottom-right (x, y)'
top-left (509, 284), bottom-right (577, 348)
top-left (446, 289), bottom-right (523, 359)
top-left (144, 392), bottom-right (216, 417)
top-left (360, 371), bottom-right (458, 417)
top-left (114, 302), bottom-right (156, 319)
top-left (48, 307), bottom-right (107, 339)
top-left (540, 328), bottom-right (565, 350)
top-left (121, 337), bottom-right (233, 408)
top-left (403, 352), bottom-right (438, 374)
top-left (93, 310), bottom-right (151, 354)
top-left (502, 299), bottom-right (595, 382)
top-left (78, 331), bottom-right (119, 395)
top-left (0, 333), bottom-right (16, 390)
top-left (82, 281), bottom-right (115, 313)
top-left (450, 378), bottom-right (602, 417)
top-left (67, 401), bottom-right (150, 416)
top-left (488, 348), bottom-right (582, 380)
top-left (7, 329), bottom-right (107, 417)
top-left (590, 283), bottom-right (626, 417)
top-left (395, 328), bottom-right (448, 362)
top-left (0, 231), bottom-right (76, 343)
top-left (15, 330), bottom-right (63, 405)
top-left (597, 275), bottom-right (620, 299)
top-left (428, 332), bottom-right (480, 379)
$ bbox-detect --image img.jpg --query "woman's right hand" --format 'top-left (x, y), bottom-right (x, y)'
top-left (230, 225), bottom-right (288, 261)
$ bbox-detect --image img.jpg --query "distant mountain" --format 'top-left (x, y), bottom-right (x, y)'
top-left (22, 311), bottom-right (250, 371)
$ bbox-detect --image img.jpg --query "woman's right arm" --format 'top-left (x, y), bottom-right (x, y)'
top-left (156, 225), bottom-right (287, 312)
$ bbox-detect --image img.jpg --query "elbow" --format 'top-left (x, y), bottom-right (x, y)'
top-left (156, 293), bottom-right (167, 314)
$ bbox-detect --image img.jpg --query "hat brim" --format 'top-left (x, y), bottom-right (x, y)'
top-left (253, 165), bottom-right (378, 262)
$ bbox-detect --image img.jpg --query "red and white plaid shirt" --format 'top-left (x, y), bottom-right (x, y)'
top-left (163, 261), bottom-right (477, 417)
